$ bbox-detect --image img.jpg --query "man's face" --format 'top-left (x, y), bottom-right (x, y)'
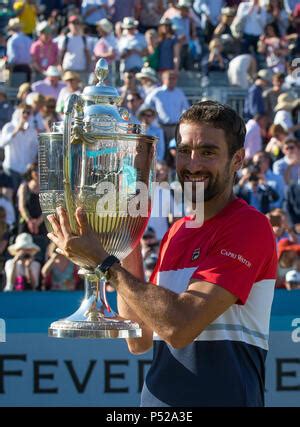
top-left (283, 142), bottom-right (298, 159)
top-left (253, 153), bottom-right (269, 173)
top-left (48, 76), bottom-right (59, 86)
top-left (176, 122), bottom-right (243, 203)
top-left (162, 71), bottom-right (177, 90)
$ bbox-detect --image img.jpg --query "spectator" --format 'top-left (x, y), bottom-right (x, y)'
top-left (32, 66), bottom-right (66, 100)
top-left (16, 82), bottom-right (32, 105)
top-left (227, 54), bottom-right (257, 89)
top-left (58, 15), bottom-right (92, 85)
top-left (0, 86), bottom-right (14, 131)
top-left (258, 23), bottom-right (288, 74)
top-left (118, 17), bottom-right (148, 74)
top-left (143, 29), bottom-right (159, 70)
top-left (4, 233), bottom-right (41, 292)
top-left (273, 139), bottom-right (300, 186)
top-left (236, 171), bottom-right (279, 214)
top-left (193, 0), bottom-right (224, 42)
top-left (276, 238), bottom-right (300, 287)
top-left (42, 242), bottom-right (80, 291)
top-left (135, 0), bottom-right (165, 33)
top-left (0, 193), bottom-right (16, 228)
top-left (144, 69), bottom-right (189, 144)
top-left (273, 93), bottom-right (300, 137)
top-left (244, 69), bottom-right (271, 120)
top-left (81, 0), bottom-right (109, 35)
top-left (244, 114), bottom-right (268, 160)
top-left (265, 123), bottom-right (288, 161)
top-left (285, 182), bottom-right (300, 226)
top-left (252, 151), bottom-right (285, 209)
top-left (6, 18), bottom-right (32, 84)
top-left (110, 0), bottom-right (138, 24)
top-left (41, 96), bottom-right (61, 132)
top-left (157, 17), bottom-right (180, 72)
top-left (30, 21), bottom-right (59, 80)
top-left (235, 0), bottom-right (268, 54)
top-left (203, 37), bottom-right (227, 76)
top-left (125, 92), bottom-right (143, 123)
top-left (285, 266), bottom-right (300, 290)
top-left (266, 0), bottom-right (289, 36)
top-left (171, 0), bottom-right (197, 70)
top-left (136, 67), bottom-right (159, 97)
top-left (267, 208), bottom-right (298, 243)
top-left (137, 105), bottom-right (165, 162)
top-left (263, 72), bottom-right (286, 121)
top-left (13, 0), bottom-right (38, 38)
top-left (24, 92), bottom-right (46, 133)
top-left (0, 206), bottom-right (10, 289)
top-left (56, 71), bottom-right (82, 116)
top-left (94, 18), bottom-right (119, 82)
top-left (0, 104), bottom-right (38, 193)
top-left (118, 71), bottom-right (142, 106)
top-left (283, 61), bottom-right (300, 89)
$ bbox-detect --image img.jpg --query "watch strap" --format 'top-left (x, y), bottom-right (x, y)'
top-left (95, 255), bottom-right (120, 276)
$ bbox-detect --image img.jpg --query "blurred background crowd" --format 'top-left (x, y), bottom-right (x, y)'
top-left (0, 0), bottom-right (299, 292)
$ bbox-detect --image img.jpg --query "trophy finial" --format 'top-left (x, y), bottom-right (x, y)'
top-left (95, 58), bottom-right (109, 85)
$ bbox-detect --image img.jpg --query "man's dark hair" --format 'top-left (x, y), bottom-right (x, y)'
top-left (175, 101), bottom-right (246, 157)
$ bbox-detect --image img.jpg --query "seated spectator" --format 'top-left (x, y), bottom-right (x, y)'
top-left (273, 139), bottom-right (300, 186)
top-left (244, 70), bottom-right (271, 120)
top-left (41, 242), bottom-right (80, 291)
top-left (235, 171), bottom-right (279, 214)
top-left (276, 238), bottom-right (300, 288)
top-left (56, 71), bottom-right (82, 116)
top-left (252, 151), bottom-right (285, 209)
top-left (267, 208), bottom-right (298, 243)
top-left (24, 92), bottom-right (46, 133)
top-left (258, 23), bottom-right (288, 73)
top-left (118, 71), bottom-right (143, 106)
top-left (203, 37), bottom-right (227, 76)
top-left (273, 93), bottom-right (300, 137)
top-left (4, 233), bottom-right (41, 292)
top-left (266, 0), bottom-right (289, 36)
top-left (125, 92), bottom-right (143, 124)
top-left (0, 86), bottom-right (14, 131)
top-left (227, 54), bottom-right (257, 89)
top-left (265, 123), bottom-right (288, 161)
top-left (136, 67), bottom-right (159, 97)
top-left (137, 105), bottom-right (165, 162)
top-left (30, 21), bottom-right (59, 80)
top-left (0, 104), bottom-right (38, 193)
top-left (283, 61), bottom-right (300, 89)
top-left (81, 0), bottom-right (109, 35)
top-left (16, 82), bottom-right (32, 105)
top-left (118, 17), bottom-right (148, 74)
top-left (136, 0), bottom-right (165, 33)
top-left (157, 17), bottom-right (180, 72)
top-left (32, 66), bottom-right (66, 100)
top-left (41, 96), bottom-right (61, 132)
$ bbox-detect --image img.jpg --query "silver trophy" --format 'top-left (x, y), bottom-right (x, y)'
top-left (38, 59), bottom-right (157, 338)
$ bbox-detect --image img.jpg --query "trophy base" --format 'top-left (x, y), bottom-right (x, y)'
top-left (48, 318), bottom-right (142, 339)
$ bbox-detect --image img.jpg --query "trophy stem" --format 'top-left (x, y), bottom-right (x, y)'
top-left (48, 270), bottom-right (142, 339)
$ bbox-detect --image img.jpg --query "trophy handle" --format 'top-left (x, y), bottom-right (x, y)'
top-left (63, 94), bottom-right (85, 233)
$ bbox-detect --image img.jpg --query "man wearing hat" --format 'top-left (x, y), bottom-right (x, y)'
top-left (30, 21), bottom-right (59, 80)
top-left (6, 18), bottom-right (32, 84)
top-left (244, 69), bottom-right (271, 120)
top-left (56, 71), bottom-right (81, 115)
top-left (4, 233), bottom-right (41, 292)
top-left (118, 17), bottom-right (148, 73)
top-left (274, 93), bottom-right (300, 137)
top-left (32, 66), bottom-right (65, 100)
top-left (136, 67), bottom-right (159, 96)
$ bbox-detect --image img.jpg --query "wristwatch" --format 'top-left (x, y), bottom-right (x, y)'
top-left (94, 255), bottom-right (120, 278)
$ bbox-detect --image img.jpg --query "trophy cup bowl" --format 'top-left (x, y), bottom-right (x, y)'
top-left (38, 59), bottom-right (157, 338)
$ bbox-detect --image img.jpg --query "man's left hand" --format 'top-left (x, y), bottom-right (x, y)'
top-left (47, 207), bottom-right (108, 269)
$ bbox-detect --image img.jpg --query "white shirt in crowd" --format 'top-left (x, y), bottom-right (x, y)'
top-left (274, 110), bottom-right (294, 136)
top-left (236, 1), bottom-right (268, 36)
top-left (227, 54), bottom-right (253, 89)
top-left (145, 85), bottom-right (189, 125)
top-left (244, 119), bottom-right (262, 160)
top-left (57, 34), bottom-right (89, 71)
top-left (4, 259), bottom-right (41, 292)
top-left (118, 32), bottom-right (147, 72)
top-left (0, 122), bottom-right (38, 174)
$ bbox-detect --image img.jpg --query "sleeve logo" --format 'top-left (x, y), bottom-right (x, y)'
top-left (220, 249), bottom-right (252, 268)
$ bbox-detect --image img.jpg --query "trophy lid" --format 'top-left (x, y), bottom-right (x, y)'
top-left (82, 58), bottom-right (121, 104)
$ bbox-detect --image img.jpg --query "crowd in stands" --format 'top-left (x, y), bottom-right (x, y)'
top-left (0, 0), bottom-right (299, 292)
